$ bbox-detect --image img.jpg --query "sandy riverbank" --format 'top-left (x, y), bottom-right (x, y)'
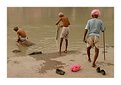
top-left (7, 45), bottom-right (114, 78)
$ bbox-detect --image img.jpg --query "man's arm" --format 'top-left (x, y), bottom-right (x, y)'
top-left (56, 18), bottom-right (61, 25)
top-left (17, 32), bottom-right (20, 42)
top-left (83, 29), bottom-right (88, 43)
top-left (68, 20), bottom-right (70, 25)
top-left (67, 18), bottom-right (70, 25)
top-left (83, 20), bottom-right (89, 43)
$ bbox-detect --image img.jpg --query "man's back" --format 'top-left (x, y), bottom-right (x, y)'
top-left (61, 16), bottom-right (70, 27)
top-left (17, 29), bottom-right (26, 37)
top-left (86, 18), bottom-right (104, 36)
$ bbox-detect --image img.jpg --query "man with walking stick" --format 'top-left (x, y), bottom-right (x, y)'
top-left (83, 9), bottom-right (104, 67)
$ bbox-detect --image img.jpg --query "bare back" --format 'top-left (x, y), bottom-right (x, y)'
top-left (17, 29), bottom-right (26, 38)
top-left (61, 16), bottom-right (70, 27)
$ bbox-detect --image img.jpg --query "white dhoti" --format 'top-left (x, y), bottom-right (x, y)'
top-left (60, 27), bottom-right (69, 39)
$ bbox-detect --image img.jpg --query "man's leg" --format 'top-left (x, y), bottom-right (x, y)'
top-left (64, 39), bottom-right (68, 53)
top-left (87, 46), bottom-right (92, 62)
top-left (92, 47), bottom-right (99, 67)
top-left (59, 38), bottom-right (63, 55)
top-left (87, 46), bottom-right (91, 62)
top-left (86, 36), bottom-right (93, 62)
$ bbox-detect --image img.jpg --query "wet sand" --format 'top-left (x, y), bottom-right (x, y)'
top-left (7, 46), bottom-right (114, 78)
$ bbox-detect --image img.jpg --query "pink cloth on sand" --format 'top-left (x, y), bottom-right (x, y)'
top-left (70, 64), bottom-right (81, 72)
top-left (91, 9), bottom-right (101, 16)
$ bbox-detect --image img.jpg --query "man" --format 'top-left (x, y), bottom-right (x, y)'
top-left (56, 12), bottom-right (70, 55)
top-left (83, 9), bottom-right (104, 67)
top-left (13, 27), bottom-right (28, 43)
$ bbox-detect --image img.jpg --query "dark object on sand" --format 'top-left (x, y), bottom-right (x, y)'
top-left (29, 51), bottom-right (42, 55)
top-left (56, 69), bottom-right (65, 75)
top-left (12, 50), bottom-right (21, 53)
top-left (96, 67), bottom-right (106, 75)
top-left (100, 69), bottom-right (106, 75)
top-left (96, 67), bottom-right (101, 73)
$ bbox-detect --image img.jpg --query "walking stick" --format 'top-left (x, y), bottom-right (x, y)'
top-left (55, 25), bottom-right (60, 51)
top-left (56, 25), bottom-right (60, 40)
top-left (103, 30), bottom-right (106, 60)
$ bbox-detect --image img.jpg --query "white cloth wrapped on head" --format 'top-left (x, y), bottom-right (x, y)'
top-left (58, 12), bottom-right (64, 16)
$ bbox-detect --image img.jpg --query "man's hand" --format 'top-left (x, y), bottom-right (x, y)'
top-left (59, 24), bottom-right (63, 28)
top-left (56, 23), bottom-right (58, 25)
top-left (83, 38), bottom-right (87, 43)
top-left (17, 38), bottom-right (20, 43)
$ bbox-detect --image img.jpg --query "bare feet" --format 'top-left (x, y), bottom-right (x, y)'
top-left (92, 63), bottom-right (96, 67)
top-left (64, 50), bottom-right (67, 53)
top-left (88, 59), bottom-right (91, 62)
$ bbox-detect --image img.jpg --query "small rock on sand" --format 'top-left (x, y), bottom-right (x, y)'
top-left (28, 51), bottom-right (42, 55)
top-left (12, 50), bottom-right (21, 53)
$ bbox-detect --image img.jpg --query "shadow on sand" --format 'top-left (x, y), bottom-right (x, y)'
top-left (29, 50), bottom-right (78, 74)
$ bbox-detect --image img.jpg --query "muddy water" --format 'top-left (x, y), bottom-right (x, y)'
top-left (7, 7), bottom-right (114, 74)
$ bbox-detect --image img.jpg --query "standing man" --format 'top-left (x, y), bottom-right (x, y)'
top-left (83, 9), bottom-right (104, 67)
top-left (56, 12), bottom-right (70, 55)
